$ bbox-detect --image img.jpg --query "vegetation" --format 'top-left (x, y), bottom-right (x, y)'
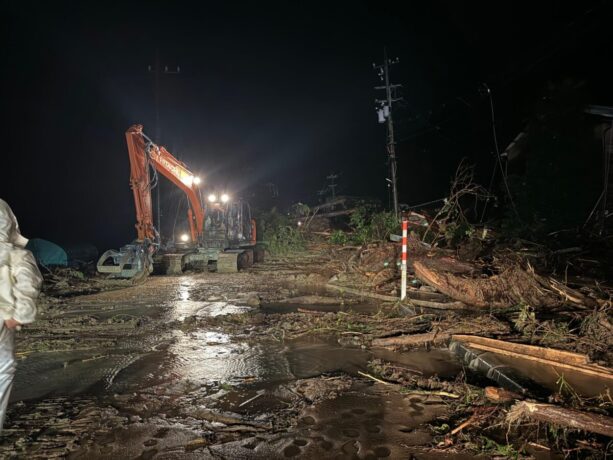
top-left (478, 437), bottom-right (519, 458)
top-left (350, 207), bottom-right (399, 244)
top-left (329, 229), bottom-right (349, 245)
top-left (327, 204), bottom-right (399, 246)
top-left (257, 207), bottom-right (306, 255)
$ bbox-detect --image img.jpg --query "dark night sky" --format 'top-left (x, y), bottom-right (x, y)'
top-left (2, 1), bottom-right (612, 250)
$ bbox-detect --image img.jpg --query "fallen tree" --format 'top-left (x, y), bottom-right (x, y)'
top-left (414, 260), bottom-right (597, 309)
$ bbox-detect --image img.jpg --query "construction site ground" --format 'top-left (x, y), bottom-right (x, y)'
top-left (0, 243), bottom-right (611, 459)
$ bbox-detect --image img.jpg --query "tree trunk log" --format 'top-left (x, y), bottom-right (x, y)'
top-left (507, 401), bottom-right (613, 437)
top-left (372, 332), bottom-right (451, 348)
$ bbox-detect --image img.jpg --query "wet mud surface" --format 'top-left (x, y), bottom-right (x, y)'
top-left (0, 255), bottom-right (469, 459)
top-left (2, 251), bottom-right (609, 458)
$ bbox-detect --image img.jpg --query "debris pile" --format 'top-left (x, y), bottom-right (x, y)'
top-left (42, 265), bottom-right (131, 297)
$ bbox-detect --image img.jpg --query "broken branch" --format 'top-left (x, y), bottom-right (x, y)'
top-left (372, 332), bottom-right (451, 349)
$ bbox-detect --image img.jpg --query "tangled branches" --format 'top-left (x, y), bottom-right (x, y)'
top-left (423, 161), bottom-right (491, 246)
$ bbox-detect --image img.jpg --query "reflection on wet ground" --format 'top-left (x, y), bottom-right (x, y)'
top-left (163, 332), bottom-right (461, 391)
top-left (13, 271), bottom-right (463, 405)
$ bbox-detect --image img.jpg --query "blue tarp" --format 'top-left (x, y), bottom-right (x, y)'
top-left (26, 238), bottom-right (68, 267)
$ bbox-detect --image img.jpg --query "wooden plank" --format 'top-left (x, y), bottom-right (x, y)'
top-left (452, 335), bottom-right (589, 365)
top-left (453, 340), bottom-right (613, 381)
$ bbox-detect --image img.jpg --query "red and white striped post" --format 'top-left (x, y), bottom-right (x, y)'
top-left (401, 218), bottom-right (408, 300)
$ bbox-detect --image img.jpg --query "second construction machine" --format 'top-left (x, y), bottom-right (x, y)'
top-left (97, 124), bottom-right (262, 280)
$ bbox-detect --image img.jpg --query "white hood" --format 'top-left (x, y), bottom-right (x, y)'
top-left (0, 200), bottom-right (28, 248)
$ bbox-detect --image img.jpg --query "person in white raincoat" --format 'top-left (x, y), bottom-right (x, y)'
top-left (0, 199), bottom-right (42, 432)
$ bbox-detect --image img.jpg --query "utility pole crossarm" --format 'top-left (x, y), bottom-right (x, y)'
top-left (374, 84), bottom-right (402, 90)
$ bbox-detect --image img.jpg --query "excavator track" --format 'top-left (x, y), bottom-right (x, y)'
top-left (216, 249), bottom-right (253, 273)
top-left (163, 253), bottom-right (184, 275)
top-left (216, 252), bottom-right (239, 273)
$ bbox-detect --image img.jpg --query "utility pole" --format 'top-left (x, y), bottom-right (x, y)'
top-left (148, 50), bottom-right (180, 239)
top-left (326, 173), bottom-right (339, 199)
top-left (374, 48), bottom-right (402, 217)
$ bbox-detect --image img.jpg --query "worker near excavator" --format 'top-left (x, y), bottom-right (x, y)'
top-left (0, 199), bottom-right (42, 432)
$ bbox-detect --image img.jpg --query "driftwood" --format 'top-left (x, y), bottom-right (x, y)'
top-left (452, 335), bottom-right (613, 382)
top-left (450, 407), bottom-right (497, 435)
top-left (406, 298), bottom-right (469, 310)
top-left (484, 386), bottom-right (522, 403)
top-left (372, 332), bottom-right (451, 349)
top-left (358, 371), bottom-right (392, 385)
top-left (507, 401), bottom-right (613, 437)
top-left (450, 414), bottom-right (480, 435)
top-left (546, 277), bottom-right (598, 308)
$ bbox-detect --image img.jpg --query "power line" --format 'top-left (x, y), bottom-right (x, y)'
top-left (482, 83), bottom-right (519, 219)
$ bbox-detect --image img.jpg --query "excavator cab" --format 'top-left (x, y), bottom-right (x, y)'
top-left (203, 199), bottom-right (254, 249)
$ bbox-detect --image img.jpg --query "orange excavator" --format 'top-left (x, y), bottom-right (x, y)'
top-left (97, 124), bottom-right (261, 280)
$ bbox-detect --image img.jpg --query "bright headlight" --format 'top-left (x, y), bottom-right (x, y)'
top-left (180, 233), bottom-right (190, 242)
top-left (193, 176), bottom-right (202, 185)
top-left (208, 194), bottom-right (217, 203)
top-left (220, 193), bottom-right (230, 203)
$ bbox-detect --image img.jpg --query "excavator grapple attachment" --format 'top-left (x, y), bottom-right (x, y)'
top-left (97, 243), bottom-right (153, 281)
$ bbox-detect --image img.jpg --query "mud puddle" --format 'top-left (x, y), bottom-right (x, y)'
top-left (210, 382), bottom-right (452, 459)
top-left (166, 332), bottom-right (460, 390)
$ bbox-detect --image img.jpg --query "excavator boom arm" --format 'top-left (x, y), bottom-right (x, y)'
top-left (125, 124), bottom-right (205, 242)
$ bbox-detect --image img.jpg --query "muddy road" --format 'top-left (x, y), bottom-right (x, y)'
top-left (2, 247), bottom-right (610, 459)
top-left (0, 252), bottom-right (469, 459)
